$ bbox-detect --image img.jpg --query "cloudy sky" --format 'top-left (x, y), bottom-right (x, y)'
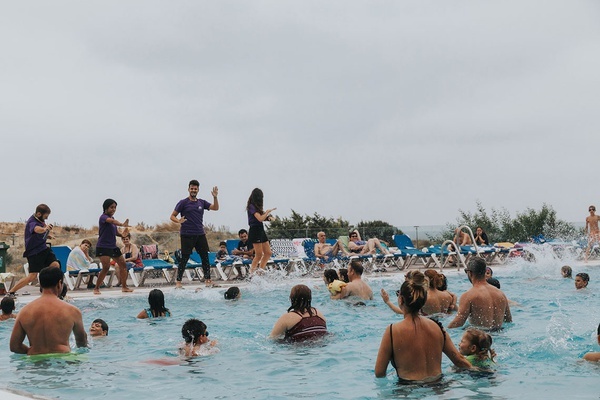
top-left (1, 1), bottom-right (598, 235)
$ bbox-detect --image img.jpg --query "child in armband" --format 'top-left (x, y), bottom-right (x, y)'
top-left (323, 269), bottom-right (347, 296)
top-left (459, 328), bottom-right (496, 370)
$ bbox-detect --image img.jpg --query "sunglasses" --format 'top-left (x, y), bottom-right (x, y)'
top-left (350, 234), bottom-right (358, 238)
top-left (395, 290), bottom-right (401, 297)
top-left (203, 331), bottom-right (209, 337)
top-left (590, 209), bottom-right (596, 212)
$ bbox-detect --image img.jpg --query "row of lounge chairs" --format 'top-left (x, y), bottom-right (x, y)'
top-left (11, 234), bottom-right (520, 291)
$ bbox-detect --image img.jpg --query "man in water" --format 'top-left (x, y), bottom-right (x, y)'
top-left (332, 260), bottom-right (373, 300)
top-left (170, 179), bottom-right (219, 288)
top-left (448, 257), bottom-right (512, 330)
top-left (9, 204), bottom-right (59, 296)
top-left (575, 272), bottom-right (589, 290)
top-left (10, 266), bottom-right (88, 355)
top-left (89, 319), bottom-right (109, 337)
top-left (585, 205), bottom-right (600, 262)
top-left (314, 231), bottom-right (342, 264)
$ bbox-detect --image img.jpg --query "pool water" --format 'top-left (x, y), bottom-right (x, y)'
top-left (0, 258), bottom-right (599, 400)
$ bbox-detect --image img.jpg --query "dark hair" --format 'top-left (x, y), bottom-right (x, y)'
top-left (147, 289), bottom-right (170, 317)
top-left (466, 257), bottom-right (487, 278)
top-left (349, 260), bottom-right (364, 276)
top-left (1, 297), bottom-right (15, 314)
top-left (561, 265), bottom-right (572, 278)
top-left (219, 241), bottom-right (227, 247)
top-left (59, 282), bottom-right (69, 300)
top-left (597, 323), bottom-right (600, 336)
top-left (464, 328), bottom-right (495, 362)
top-left (81, 239), bottom-right (93, 247)
top-left (238, 229), bottom-right (248, 236)
top-left (487, 277), bottom-right (501, 289)
top-left (224, 286), bottom-right (240, 300)
top-left (189, 179), bottom-right (200, 187)
top-left (246, 188), bottom-right (264, 214)
top-left (576, 272), bottom-right (590, 282)
top-left (35, 204), bottom-right (51, 215)
top-left (182, 318), bottom-right (207, 344)
top-left (400, 270), bottom-right (428, 315)
top-left (323, 269), bottom-right (339, 284)
top-left (437, 274), bottom-right (448, 291)
top-left (288, 284), bottom-right (314, 316)
top-left (93, 318), bottom-right (109, 335)
top-left (39, 266), bottom-right (64, 289)
top-left (102, 199), bottom-right (117, 212)
top-left (338, 268), bottom-right (349, 283)
top-left (424, 269), bottom-right (442, 289)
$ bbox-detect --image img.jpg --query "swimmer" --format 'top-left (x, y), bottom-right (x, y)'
top-left (270, 284), bottom-right (327, 342)
top-left (323, 269), bottom-right (347, 296)
top-left (437, 273), bottom-right (457, 311)
top-left (338, 268), bottom-right (349, 283)
top-left (137, 289), bottom-right (171, 319)
top-left (561, 265), bottom-right (572, 278)
top-left (422, 269), bottom-right (454, 315)
top-left (180, 318), bottom-right (218, 357)
top-left (0, 296), bottom-right (17, 321)
top-left (331, 260), bottom-right (373, 300)
top-left (89, 319), bottom-right (109, 337)
top-left (575, 273), bottom-right (589, 290)
top-left (583, 323), bottom-right (600, 362)
top-left (224, 286), bottom-right (241, 300)
top-left (458, 328), bottom-right (496, 370)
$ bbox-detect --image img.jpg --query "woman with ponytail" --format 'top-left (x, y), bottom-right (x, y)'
top-left (375, 271), bottom-right (471, 382)
top-left (422, 269), bottom-right (455, 315)
top-left (270, 285), bottom-right (327, 342)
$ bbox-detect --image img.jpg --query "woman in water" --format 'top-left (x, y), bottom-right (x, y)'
top-left (422, 269), bottom-right (454, 315)
top-left (137, 289), bottom-right (171, 319)
top-left (270, 284), bottom-right (327, 342)
top-left (458, 328), bottom-right (496, 370)
top-left (246, 188), bottom-right (276, 275)
top-left (375, 271), bottom-right (471, 382)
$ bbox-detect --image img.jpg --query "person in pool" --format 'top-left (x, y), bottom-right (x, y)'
top-left (137, 289), bottom-right (171, 319)
top-left (180, 318), bottom-right (218, 357)
top-left (89, 319), bottom-right (109, 337)
top-left (422, 269), bottom-right (454, 315)
top-left (270, 284), bottom-right (327, 342)
top-left (583, 323), bottom-right (600, 362)
top-left (561, 265), bottom-right (572, 278)
top-left (0, 296), bottom-right (17, 321)
top-left (10, 266), bottom-right (88, 355)
top-left (331, 260), bottom-right (373, 300)
top-left (323, 269), bottom-right (347, 296)
top-left (375, 270), bottom-right (471, 382)
top-left (224, 286), bottom-right (241, 300)
top-left (448, 257), bottom-right (512, 330)
top-left (574, 272), bottom-right (589, 290)
top-left (458, 328), bottom-right (496, 370)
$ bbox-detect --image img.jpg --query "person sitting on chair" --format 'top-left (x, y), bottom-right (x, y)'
top-left (474, 227), bottom-right (489, 246)
top-left (314, 232), bottom-right (343, 264)
top-left (66, 239), bottom-right (101, 289)
top-left (348, 230), bottom-right (390, 255)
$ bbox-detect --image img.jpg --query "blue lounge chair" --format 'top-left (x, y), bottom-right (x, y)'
top-left (392, 234), bottom-right (435, 269)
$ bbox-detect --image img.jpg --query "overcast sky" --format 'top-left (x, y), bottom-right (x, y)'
top-left (1, 1), bottom-right (599, 235)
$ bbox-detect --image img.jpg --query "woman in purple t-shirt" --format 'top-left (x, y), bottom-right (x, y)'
top-left (95, 198), bottom-right (133, 295)
top-left (246, 188), bottom-right (276, 275)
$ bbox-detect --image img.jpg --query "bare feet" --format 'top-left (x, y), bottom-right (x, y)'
top-left (175, 282), bottom-right (183, 289)
top-left (121, 287), bottom-right (133, 293)
top-left (94, 289), bottom-right (101, 295)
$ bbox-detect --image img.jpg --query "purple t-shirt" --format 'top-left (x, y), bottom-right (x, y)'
top-left (247, 204), bottom-right (262, 227)
top-left (97, 213), bottom-right (117, 248)
top-left (174, 197), bottom-right (212, 235)
top-left (23, 215), bottom-right (47, 257)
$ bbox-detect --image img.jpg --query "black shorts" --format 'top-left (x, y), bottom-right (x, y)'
top-left (248, 225), bottom-right (269, 244)
top-left (27, 248), bottom-right (58, 273)
top-left (96, 247), bottom-right (123, 258)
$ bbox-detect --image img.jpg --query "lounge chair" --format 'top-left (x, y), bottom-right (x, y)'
top-left (54, 245), bottom-right (114, 290)
top-left (129, 244), bottom-right (175, 287)
top-left (392, 234), bottom-right (435, 269)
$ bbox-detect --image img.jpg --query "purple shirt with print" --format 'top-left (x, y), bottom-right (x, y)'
top-left (23, 215), bottom-right (47, 257)
top-left (174, 197), bottom-right (212, 235)
top-left (97, 213), bottom-right (117, 248)
top-left (247, 204), bottom-right (262, 227)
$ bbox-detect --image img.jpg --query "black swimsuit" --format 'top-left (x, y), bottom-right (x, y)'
top-left (389, 320), bottom-right (447, 379)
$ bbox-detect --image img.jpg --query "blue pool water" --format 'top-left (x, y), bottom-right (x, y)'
top-left (0, 258), bottom-right (599, 399)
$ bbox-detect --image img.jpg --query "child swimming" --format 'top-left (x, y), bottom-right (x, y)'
top-left (459, 328), bottom-right (496, 370)
top-left (180, 318), bottom-right (219, 357)
top-left (137, 289), bottom-right (171, 319)
top-left (323, 269), bottom-right (347, 296)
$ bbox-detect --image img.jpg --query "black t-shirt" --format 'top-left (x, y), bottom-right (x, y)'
top-left (476, 232), bottom-right (489, 245)
top-left (237, 240), bottom-right (253, 252)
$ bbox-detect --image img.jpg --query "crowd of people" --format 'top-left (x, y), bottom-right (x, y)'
top-left (1, 186), bottom-right (598, 387)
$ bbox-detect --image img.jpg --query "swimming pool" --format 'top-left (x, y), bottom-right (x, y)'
top-left (1, 257), bottom-right (599, 399)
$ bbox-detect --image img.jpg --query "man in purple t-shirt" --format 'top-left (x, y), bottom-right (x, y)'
top-left (170, 180), bottom-right (219, 288)
top-left (9, 204), bottom-right (59, 296)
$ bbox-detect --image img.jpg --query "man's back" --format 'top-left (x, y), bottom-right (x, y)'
top-left (11, 294), bottom-right (86, 355)
top-left (346, 279), bottom-right (373, 300)
top-left (459, 283), bottom-right (510, 329)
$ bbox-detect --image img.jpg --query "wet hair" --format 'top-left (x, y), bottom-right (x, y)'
top-left (466, 257), bottom-right (487, 278)
top-left (39, 266), bottom-right (64, 289)
top-left (224, 286), bottom-right (240, 300)
top-left (1, 297), bottom-right (15, 314)
top-left (349, 260), bottom-right (364, 276)
top-left (288, 284), bottom-right (314, 316)
top-left (189, 179), bottom-right (200, 188)
top-left (93, 318), bottom-right (109, 335)
top-left (147, 289), bottom-right (170, 317)
top-left (238, 229), bottom-right (248, 236)
top-left (561, 265), bottom-right (572, 278)
top-left (464, 328), bottom-right (495, 362)
top-left (487, 277), bottom-right (501, 289)
top-left (102, 199), bottom-right (117, 212)
top-left (437, 274), bottom-right (448, 291)
top-left (246, 188), bottom-right (264, 214)
top-left (323, 269), bottom-right (339, 284)
top-left (424, 269), bottom-right (442, 289)
top-left (576, 272), bottom-right (590, 283)
top-left (399, 270), bottom-right (428, 315)
top-left (35, 204), bottom-right (51, 216)
top-left (182, 318), bottom-right (207, 345)
top-left (81, 239), bottom-right (93, 247)
top-left (338, 268), bottom-right (349, 283)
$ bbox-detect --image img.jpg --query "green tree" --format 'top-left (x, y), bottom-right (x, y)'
top-left (353, 220), bottom-right (401, 245)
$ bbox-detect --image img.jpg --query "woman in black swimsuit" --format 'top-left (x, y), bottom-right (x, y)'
top-left (375, 271), bottom-right (471, 382)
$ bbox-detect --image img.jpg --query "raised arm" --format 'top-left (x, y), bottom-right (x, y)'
top-left (380, 289), bottom-right (402, 314)
top-left (209, 186), bottom-right (219, 211)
